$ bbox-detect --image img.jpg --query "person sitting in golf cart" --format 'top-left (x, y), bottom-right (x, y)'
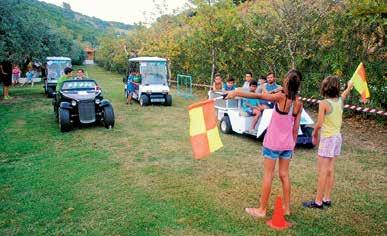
top-left (56, 67), bottom-right (73, 92)
top-left (212, 73), bottom-right (223, 92)
top-left (260, 72), bottom-right (282, 109)
top-left (133, 71), bottom-right (141, 84)
top-left (223, 76), bottom-right (236, 91)
top-left (75, 68), bottom-right (88, 80)
top-left (241, 80), bottom-right (263, 132)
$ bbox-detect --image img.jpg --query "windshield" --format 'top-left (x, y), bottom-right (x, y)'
top-left (47, 60), bottom-right (71, 80)
top-left (140, 61), bottom-right (167, 85)
top-left (61, 81), bottom-right (97, 90)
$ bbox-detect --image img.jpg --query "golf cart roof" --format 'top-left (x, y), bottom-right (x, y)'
top-left (129, 57), bottom-right (167, 62)
top-left (46, 57), bottom-right (71, 61)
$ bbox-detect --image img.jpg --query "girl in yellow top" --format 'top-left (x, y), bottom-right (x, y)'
top-left (303, 76), bottom-right (353, 209)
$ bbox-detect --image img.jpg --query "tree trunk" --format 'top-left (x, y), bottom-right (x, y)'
top-left (211, 48), bottom-right (215, 84)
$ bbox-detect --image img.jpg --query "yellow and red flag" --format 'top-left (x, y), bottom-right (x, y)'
top-left (350, 62), bottom-right (370, 103)
top-left (188, 99), bottom-right (223, 159)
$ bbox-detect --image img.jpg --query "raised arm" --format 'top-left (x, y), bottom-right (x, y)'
top-left (226, 90), bottom-right (283, 102)
top-left (341, 80), bottom-right (354, 101)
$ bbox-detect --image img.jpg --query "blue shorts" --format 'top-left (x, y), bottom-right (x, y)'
top-left (262, 146), bottom-right (292, 160)
top-left (126, 90), bottom-right (133, 97)
top-left (260, 100), bottom-right (274, 109)
top-left (245, 108), bottom-right (255, 116)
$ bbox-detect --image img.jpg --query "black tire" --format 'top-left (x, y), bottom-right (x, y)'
top-left (103, 105), bottom-right (115, 129)
top-left (47, 87), bottom-right (54, 98)
top-left (139, 94), bottom-right (149, 107)
top-left (220, 116), bottom-right (232, 134)
top-left (164, 94), bottom-right (172, 106)
top-left (59, 108), bottom-right (71, 132)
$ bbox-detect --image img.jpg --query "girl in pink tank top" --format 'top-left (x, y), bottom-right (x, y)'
top-left (226, 69), bottom-right (303, 217)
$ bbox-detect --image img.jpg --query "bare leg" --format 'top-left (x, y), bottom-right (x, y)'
top-left (4, 85), bottom-right (9, 97)
top-left (279, 158), bottom-right (291, 215)
top-left (323, 157), bottom-right (336, 201)
top-left (246, 157), bottom-right (276, 217)
top-left (315, 156), bottom-right (329, 204)
top-left (250, 108), bottom-right (261, 130)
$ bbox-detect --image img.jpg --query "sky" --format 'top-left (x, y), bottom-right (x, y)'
top-left (40, 0), bottom-right (192, 25)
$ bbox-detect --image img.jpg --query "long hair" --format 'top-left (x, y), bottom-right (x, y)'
top-left (285, 69), bottom-right (301, 100)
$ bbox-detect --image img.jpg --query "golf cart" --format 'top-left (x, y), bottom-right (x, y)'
top-left (44, 57), bottom-right (72, 97)
top-left (212, 92), bottom-right (315, 147)
top-left (123, 57), bottom-right (172, 106)
top-left (53, 79), bottom-right (115, 132)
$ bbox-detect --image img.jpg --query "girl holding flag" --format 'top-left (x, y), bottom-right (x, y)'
top-left (226, 69), bottom-right (303, 217)
top-left (303, 76), bottom-right (353, 209)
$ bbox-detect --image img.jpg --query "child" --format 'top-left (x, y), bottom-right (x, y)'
top-left (12, 64), bottom-right (21, 86)
top-left (241, 80), bottom-right (262, 132)
top-left (126, 71), bottom-right (135, 105)
top-left (227, 69), bottom-right (304, 217)
top-left (303, 76), bottom-right (353, 209)
top-left (257, 75), bottom-right (266, 94)
top-left (25, 68), bottom-right (34, 87)
top-left (212, 73), bottom-right (223, 92)
top-left (223, 76), bottom-right (236, 91)
top-left (242, 71), bottom-right (253, 89)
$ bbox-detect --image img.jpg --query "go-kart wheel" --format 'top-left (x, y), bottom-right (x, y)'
top-left (164, 94), bottom-right (172, 106)
top-left (220, 116), bottom-right (232, 134)
top-left (59, 108), bottom-right (71, 132)
top-left (140, 95), bottom-right (149, 106)
top-left (47, 87), bottom-right (54, 98)
top-left (103, 105), bottom-right (115, 129)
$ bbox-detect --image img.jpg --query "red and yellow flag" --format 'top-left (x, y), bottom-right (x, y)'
top-left (188, 99), bottom-right (223, 159)
top-left (350, 62), bottom-right (370, 103)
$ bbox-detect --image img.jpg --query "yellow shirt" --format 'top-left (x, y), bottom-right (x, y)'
top-left (321, 98), bottom-right (343, 137)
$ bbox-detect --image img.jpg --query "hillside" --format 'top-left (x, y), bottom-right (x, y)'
top-left (0, 0), bottom-right (135, 64)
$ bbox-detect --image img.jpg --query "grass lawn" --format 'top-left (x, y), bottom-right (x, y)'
top-left (0, 65), bottom-right (386, 235)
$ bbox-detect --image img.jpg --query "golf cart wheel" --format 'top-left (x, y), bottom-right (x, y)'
top-left (47, 87), bottom-right (54, 98)
top-left (140, 95), bottom-right (149, 107)
top-left (59, 108), bottom-right (71, 132)
top-left (220, 116), bottom-right (232, 134)
top-left (103, 105), bottom-right (115, 129)
top-left (164, 94), bottom-right (172, 106)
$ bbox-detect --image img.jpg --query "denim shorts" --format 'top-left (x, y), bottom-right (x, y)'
top-left (262, 146), bottom-right (293, 160)
top-left (246, 107), bottom-right (255, 116)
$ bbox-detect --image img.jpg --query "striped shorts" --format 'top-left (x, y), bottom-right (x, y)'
top-left (318, 134), bottom-right (342, 158)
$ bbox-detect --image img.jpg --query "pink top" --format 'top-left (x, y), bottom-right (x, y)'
top-left (263, 101), bottom-right (296, 151)
top-left (12, 68), bottom-right (20, 75)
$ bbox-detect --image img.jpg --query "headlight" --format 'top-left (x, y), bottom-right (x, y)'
top-left (71, 100), bottom-right (77, 106)
top-left (162, 90), bottom-right (169, 93)
top-left (95, 99), bottom-right (101, 104)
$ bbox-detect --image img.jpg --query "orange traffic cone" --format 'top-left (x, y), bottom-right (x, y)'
top-left (266, 196), bottom-right (292, 230)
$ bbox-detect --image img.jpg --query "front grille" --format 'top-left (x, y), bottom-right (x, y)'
top-left (78, 101), bottom-right (96, 123)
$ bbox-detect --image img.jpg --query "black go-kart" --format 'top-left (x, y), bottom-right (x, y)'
top-left (52, 79), bottom-right (115, 132)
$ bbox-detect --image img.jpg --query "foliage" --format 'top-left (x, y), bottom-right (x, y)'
top-left (0, 0), bottom-right (134, 65)
top-left (96, 0), bottom-right (385, 108)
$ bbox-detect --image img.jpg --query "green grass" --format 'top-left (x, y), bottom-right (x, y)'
top-left (1, 65), bottom-right (386, 235)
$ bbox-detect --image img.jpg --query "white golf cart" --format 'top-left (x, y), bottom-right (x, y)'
top-left (124, 57), bottom-right (172, 106)
top-left (212, 92), bottom-right (315, 147)
top-left (44, 57), bottom-right (72, 97)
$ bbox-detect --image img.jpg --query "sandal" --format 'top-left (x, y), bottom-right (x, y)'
top-left (245, 208), bottom-right (266, 218)
top-left (302, 200), bottom-right (324, 209)
top-left (323, 200), bottom-right (331, 207)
